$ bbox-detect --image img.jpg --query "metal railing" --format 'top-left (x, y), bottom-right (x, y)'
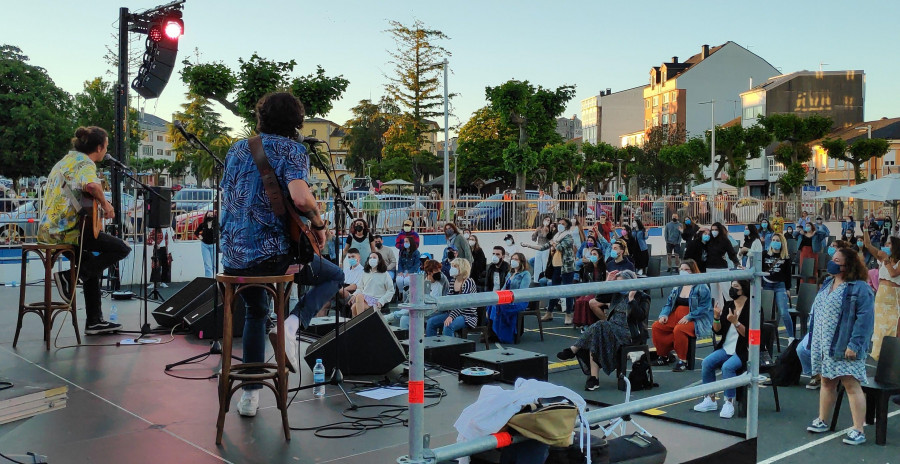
top-left (397, 251), bottom-right (765, 464)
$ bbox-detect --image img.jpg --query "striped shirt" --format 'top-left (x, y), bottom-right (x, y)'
top-left (448, 277), bottom-right (478, 328)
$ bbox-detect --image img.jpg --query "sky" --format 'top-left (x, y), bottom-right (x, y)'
top-left (3, 0), bottom-right (900, 141)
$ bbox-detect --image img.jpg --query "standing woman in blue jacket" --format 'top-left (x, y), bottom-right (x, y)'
top-left (794, 222), bottom-right (827, 284)
top-left (805, 248), bottom-right (875, 446)
top-left (631, 219), bottom-right (649, 275)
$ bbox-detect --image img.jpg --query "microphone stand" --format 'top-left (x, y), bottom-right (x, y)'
top-left (106, 164), bottom-right (167, 340)
top-left (287, 141), bottom-right (372, 408)
top-left (165, 128), bottom-right (240, 373)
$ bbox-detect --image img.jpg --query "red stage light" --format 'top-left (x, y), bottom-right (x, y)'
top-left (148, 25), bottom-right (164, 42)
top-left (164, 20), bottom-right (183, 40)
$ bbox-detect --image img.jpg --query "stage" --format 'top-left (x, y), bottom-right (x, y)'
top-left (1, 280), bottom-right (898, 463)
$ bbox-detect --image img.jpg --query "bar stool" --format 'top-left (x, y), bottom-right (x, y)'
top-left (14, 244), bottom-right (81, 350)
top-left (215, 273), bottom-right (294, 445)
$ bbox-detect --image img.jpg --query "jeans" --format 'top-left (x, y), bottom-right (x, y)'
top-left (425, 311), bottom-right (451, 336)
top-left (200, 242), bottom-right (216, 278)
top-left (293, 254), bottom-right (345, 328)
top-left (797, 332), bottom-right (812, 376)
top-left (78, 230), bottom-right (131, 325)
top-left (701, 348), bottom-right (743, 399)
top-left (549, 268), bottom-right (575, 314)
top-left (439, 316), bottom-right (468, 338)
top-left (396, 273), bottom-right (412, 302)
top-left (763, 280), bottom-right (794, 338)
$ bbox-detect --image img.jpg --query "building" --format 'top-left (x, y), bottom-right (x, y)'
top-left (740, 70), bottom-right (866, 196)
top-left (138, 113), bottom-right (175, 163)
top-left (301, 117), bottom-right (352, 188)
top-left (580, 95), bottom-right (601, 145)
top-left (810, 117), bottom-right (900, 192)
top-left (600, 86), bottom-right (646, 146)
top-left (556, 115), bottom-right (582, 141)
top-left (643, 42), bottom-right (780, 139)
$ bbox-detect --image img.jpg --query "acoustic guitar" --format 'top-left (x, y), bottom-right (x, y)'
top-left (79, 195), bottom-right (103, 239)
top-left (285, 200), bottom-right (322, 263)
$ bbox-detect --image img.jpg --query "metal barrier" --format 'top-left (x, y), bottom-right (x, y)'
top-left (397, 251), bottom-right (764, 464)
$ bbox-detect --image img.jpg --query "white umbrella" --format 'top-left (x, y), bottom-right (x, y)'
top-left (816, 174), bottom-right (900, 201)
top-left (691, 180), bottom-right (738, 195)
top-left (382, 179), bottom-right (413, 186)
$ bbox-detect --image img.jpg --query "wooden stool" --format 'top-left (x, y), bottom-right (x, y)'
top-left (215, 273), bottom-right (294, 445)
top-left (13, 244), bottom-right (81, 350)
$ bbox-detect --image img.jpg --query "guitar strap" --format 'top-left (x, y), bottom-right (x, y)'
top-left (247, 136), bottom-right (308, 234)
top-left (61, 181), bottom-right (85, 216)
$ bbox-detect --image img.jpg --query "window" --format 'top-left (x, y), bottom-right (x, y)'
top-left (165, 150), bottom-right (172, 157)
top-left (662, 114), bottom-right (669, 125)
top-left (156, 135), bottom-right (164, 142)
top-left (157, 149), bottom-right (163, 156)
top-left (768, 156), bottom-right (786, 173)
top-left (663, 94), bottom-right (669, 104)
top-left (311, 129), bottom-right (317, 137)
top-left (142, 146), bottom-right (151, 156)
top-left (645, 119), bottom-right (650, 129)
top-left (652, 96), bottom-right (659, 107)
top-left (671, 91), bottom-right (677, 101)
top-left (652, 116), bottom-right (659, 127)
top-left (645, 100), bottom-right (650, 108)
top-left (670, 113), bottom-right (677, 124)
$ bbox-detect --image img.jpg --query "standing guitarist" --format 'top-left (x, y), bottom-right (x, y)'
top-left (39, 126), bottom-right (132, 335)
top-left (221, 92), bottom-right (344, 417)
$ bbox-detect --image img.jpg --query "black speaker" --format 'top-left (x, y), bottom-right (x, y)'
top-left (146, 186), bottom-right (172, 229)
top-left (304, 308), bottom-right (405, 375)
top-left (181, 289), bottom-right (244, 339)
top-left (152, 277), bottom-right (215, 328)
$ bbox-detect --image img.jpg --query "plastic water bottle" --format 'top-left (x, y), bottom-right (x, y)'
top-left (313, 359), bottom-right (326, 398)
top-left (109, 304), bottom-right (118, 323)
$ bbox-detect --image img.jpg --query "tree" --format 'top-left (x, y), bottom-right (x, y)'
top-left (632, 125), bottom-right (687, 195)
top-left (384, 20), bottom-right (452, 152)
top-left (758, 114), bottom-right (832, 196)
top-left (822, 136), bottom-right (890, 217)
top-left (343, 98), bottom-right (397, 176)
top-left (581, 142), bottom-right (618, 194)
top-left (376, 113), bottom-right (441, 188)
top-left (456, 106), bottom-right (516, 187)
top-left (0, 45), bottom-right (74, 190)
top-left (168, 92), bottom-right (232, 186)
top-left (658, 137), bottom-right (709, 192)
top-left (707, 124), bottom-right (771, 189)
top-left (181, 53), bottom-right (348, 130)
top-left (485, 80), bottom-right (575, 193)
top-left (537, 142), bottom-right (581, 188)
top-left (72, 77), bottom-right (142, 158)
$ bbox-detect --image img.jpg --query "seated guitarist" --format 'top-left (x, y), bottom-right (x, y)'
top-left (39, 126), bottom-right (132, 335)
top-left (221, 92), bottom-right (344, 417)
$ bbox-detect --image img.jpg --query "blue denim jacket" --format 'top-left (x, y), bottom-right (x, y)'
top-left (793, 229), bottom-right (827, 253)
top-left (634, 229), bottom-right (648, 252)
top-left (659, 284), bottom-right (713, 338)
top-left (504, 270), bottom-right (532, 291)
top-left (806, 278), bottom-right (875, 359)
top-left (398, 249), bottom-right (422, 274)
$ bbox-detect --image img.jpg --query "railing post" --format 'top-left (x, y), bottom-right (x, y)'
top-left (399, 273), bottom-right (431, 464)
top-left (747, 250), bottom-right (762, 439)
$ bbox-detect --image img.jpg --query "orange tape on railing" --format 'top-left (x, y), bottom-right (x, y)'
top-left (749, 329), bottom-right (760, 346)
top-left (496, 290), bottom-right (514, 305)
top-left (492, 431), bottom-right (513, 448)
top-left (408, 380), bottom-right (424, 404)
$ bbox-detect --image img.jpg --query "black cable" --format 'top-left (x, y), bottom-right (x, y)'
top-left (0, 381), bottom-right (11, 392)
top-left (0, 452), bottom-right (24, 464)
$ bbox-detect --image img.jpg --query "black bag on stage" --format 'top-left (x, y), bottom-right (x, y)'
top-left (627, 354), bottom-right (656, 391)
top-left (769, 338), bottom-right (802, 386)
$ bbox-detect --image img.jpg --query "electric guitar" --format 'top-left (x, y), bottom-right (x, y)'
top-left (79, 195), bottom-right (103, 239)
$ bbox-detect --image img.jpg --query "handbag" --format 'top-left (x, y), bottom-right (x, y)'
top-left (505, 396), bottom-right (579, 448)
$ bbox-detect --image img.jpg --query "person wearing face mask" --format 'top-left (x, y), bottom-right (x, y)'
top-left (425, 258), bottom-right (478, 337)
top-left (574, 233), bottom-right (602, 274)
top-left (317, 248), bottom-right (363, 317)
top-left (841, 215), bottom-right (856, 237)
top-left (527, 216), bottom-right (554, 283)
top-left (487, 253), bottom-right (533, 343)
top-left (194, 210), bottom-right (219, 278)
top-left (344, 218), bottom-right (373, 266)
top-left (682, 227), bottom-right (709, 273)
top-left (651, 259), bottom-right (713, 371)
top-left (737, 224), bottom-right (762, 268)
top-left (664, 214), bottom-right (683, 272)
top-left (484, 246), bottom-right (510, 293)
top-left (620, 223), bottom-right (642, 273)
top-left (395, 219), bottom-right (420, 251)
top-left (694, 280), bottom-right (752, 419)
top-left (881, 216), bottom-right (894, 243)
top-left (536, 218), bottom-right (577, 324)
top-left (594, 211), bottom-right (614, 243)
top-left (763, 233), bottom-right (794, 340)
top-left (395, 237), bottom-right (422, 303)
top-left (797, 211), bottom-right (810, 231)
top-left (705, 222), bottom-right (741, 308)
top-left (442, 246), bottom-right (458, 280)
top-left (443, 222), bottom-right (473, 264)
top-left (372, 234), bottom-right (396, 280)
top-left (861, 231), bottom-right (900, 361)
top-left (349, 252), bottom-right (395, 317)
top-left (784, 225), bottom-right (795, 238)
top-left (321, 219), bottom-right (337, 264)
top-left (758, 219), bottom-right (774, 250)
top-left (386, 259), bottom-right (446, 330)
top-left (793, 221), bottom-right (827, 285)
top-left (502, 233), bottom-right (521, 260)
top-left (572, 248), bottom-right (608, 327)
top-left (557, 270), bottom-right (650, 391)
top-left (681, 216), bottom-right (699, 243)
top-left (805, 248), bottom-right (874, 445)
top-left (467, 234), bottom-right (487, 284)
top-left (631, 219), bottom-right (649, 275)
top-left (813, 215), bottom-right (830, 248)
top-left (606, 240), bottom-right (635, 273)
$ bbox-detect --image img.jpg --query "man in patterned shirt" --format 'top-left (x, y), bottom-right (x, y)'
top-left (40, 126), bottom-right (132, 335)
top-left (221, 92), bottom-right (343, 417)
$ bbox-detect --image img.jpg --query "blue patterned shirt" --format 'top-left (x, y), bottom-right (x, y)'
top-left (221, 133), bottom-right (308, 269)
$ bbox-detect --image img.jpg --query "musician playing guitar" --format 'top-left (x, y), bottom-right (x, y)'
top-left (38, 126), bottom-right (132, 335)
top-left (221, 92), bottom-right (344, 417)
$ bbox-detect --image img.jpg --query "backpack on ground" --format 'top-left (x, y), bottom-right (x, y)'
top-left (769, 338), bottom-right (802, 386)
top-left (624, 354), bottom-right (656, 391)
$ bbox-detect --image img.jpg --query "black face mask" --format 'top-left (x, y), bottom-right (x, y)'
top-left (447, 253), bottom-right (456, 260)
top-left (432, 272), bottom-right (442, 281)
top-left (354, 225), bottom-right (364, 233)
top-left (729, 288), bottom-right (741, 300)
top-left (375, 242), bottom-right (382, 249)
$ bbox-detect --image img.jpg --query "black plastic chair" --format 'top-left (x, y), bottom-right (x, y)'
top-left (830, 336), bottom-right (900, 445)
top-left (792, 258), bottom-right (816, 293)
top-left (788, 282), bottom-right (817, 339)
top-left (460, 307), bottom-right (492, 350)
top-left (760, 289), bottom-right (781, 352)
top-left (515, 299), bottom-right (545, 343)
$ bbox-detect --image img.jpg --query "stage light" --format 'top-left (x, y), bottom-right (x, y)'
top-left (164, 19), bottom-right (183, 40)
top-left (148, 24), bottom-right (164, 42)
top-left (132, 13), bottom-right (184, 99)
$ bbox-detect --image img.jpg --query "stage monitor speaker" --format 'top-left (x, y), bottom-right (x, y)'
top-left (181, 288), bottom-right (244, 339)
top-left (152, 277), bottom-right (216, 328)
top-left (146, 186), bottom-right (172, 229)
top-left (304, 308), bottom-right (405, 375)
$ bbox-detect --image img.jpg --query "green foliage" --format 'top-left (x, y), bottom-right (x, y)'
top-left (823, 137), bottom-right (890, 185)
top-left (72, 77), bottom-right (141, 157)
top-left (707, 124), bottom-right (771, 185)
top-left (456, 106), bottom-right (515, 186)
top-left (168, 92), bottom-right (232, 186)
top-left (759, 113), bottom-right (832, 195)
top-left (343, 98), bottom-right (397, 176)
top-left (777, 163), bottom-right (807, 195)
top-left (659, 137), bottom-right (709, 190)
top-left (581, 141), bottom-right (619, 194)
top-left (377, 112), bottom-right (440, 188)
top-left (0, 45), bottom-right (74, 188)
top-left (181, 53), bottom-right (348, 130)
top-left (501, 142), bottom-right (539, 178)
top-left (537, 142), bottom-right (581, 187)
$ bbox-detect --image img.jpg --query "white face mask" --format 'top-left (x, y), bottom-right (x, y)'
top-left (368, 258), bottom-right (378, 268)
top-left (449, 267), bottom-right (460, 277)
top-left (403, 226), bottom-right (412, 232)
top-left (543, 219), bottom-right (551, 226)
top-left (557, 225), bottom-right (566, 233)
top-left (468, 239), bottom-right (476, 246)
top-left (510, 259), bottom-right (520, 269)
top-left (505, 239), bottom-right (513, 246)
top-left (464, 232), bottom-right (470, 239)
top-left (679, 269), bottom-right (691, 276)
top-left (491, 255), bottom-right (500, 264)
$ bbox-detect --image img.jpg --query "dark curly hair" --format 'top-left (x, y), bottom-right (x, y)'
top-left (72, 126), bottom-right (108, 154)
top-left (255, 92), bottom-right (305, 137)
top-left (834, 248), bottom-right (868, 282)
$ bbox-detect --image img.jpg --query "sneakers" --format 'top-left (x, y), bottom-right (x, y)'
top-left (719, 400), bottom-right (735, 419)
top-left (672, 360), bottom-right (688, 372)
top-left (159, 282), bottom-right (168, 288)
top-left (564, 314), bottom-right (574, 326)
top-left (85, 320), bottom-right (122, 335)
top-left (842, 429), bottom-right (866, 445)
top-left (556, 348), bottom-right (576, 361)
top-left (807, 417), bottom-right (829, 433)
top-left (806, 376), bottom-right (821, 390)
top-left (584, 376), bottom-right (600, 391)
top-left (693, 396), bottom-right (718, 412)
top-left (760, 350), bottom-right (774, 367)
top-left (269, 330), bottom-right (299, 373)
top-left (237, 390), bottom-right (259, 417)
top-left (53, 271), bottom-right (73, 303)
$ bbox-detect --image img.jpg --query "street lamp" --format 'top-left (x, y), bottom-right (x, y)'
top-left (427, 59), bottom-right (450, 224)
top-left (615, 158), bottom-right (624, 194)
top-left (699, 100), bottom-right (716, 221)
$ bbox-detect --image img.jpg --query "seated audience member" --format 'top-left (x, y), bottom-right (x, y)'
top-left (606, 240), bottom-right (636, 273)
top-left (557, 270), bottom-right (650, 391)
top-left (349, 252), bottom-right (395, 317)
top-left (487, 253), bottom-right (532, 343)
top-left (373, 234), bottom-right (396, 280)
top-left (317, 248), bottom-right (364, 317)
top-left (650, 259), bottom-right (713, 372)
top-left (425, 258), bottom-right (477, 337)
top-left (395, 219), bottom-right (420, 250)
top-left (572, 247), bottom-right (607, 327)
top-left (484, 246), bottom-right (510, 292)
top-left (469, 234), bottom-right (487, 283)
top-left (694, 280), bottom-right (751, 419)
top-left (386, 259), bottom-right (447, 329)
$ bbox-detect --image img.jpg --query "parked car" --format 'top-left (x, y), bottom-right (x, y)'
top-left (174, 202), bottom-right (214, 238)
top-left (0, 200), bottom-right (38, 243)
top-left (459, 191), bottom-right (539, 230)
top-left (172, 188), bottom-right (215, 215)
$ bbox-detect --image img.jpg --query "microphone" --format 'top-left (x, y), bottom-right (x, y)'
top-left (173, 120), bottom-right (195, 142)
top-left (297, 135), bottom-right (324, 145)
top-left (103, 153), bottom-right (132, 171)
